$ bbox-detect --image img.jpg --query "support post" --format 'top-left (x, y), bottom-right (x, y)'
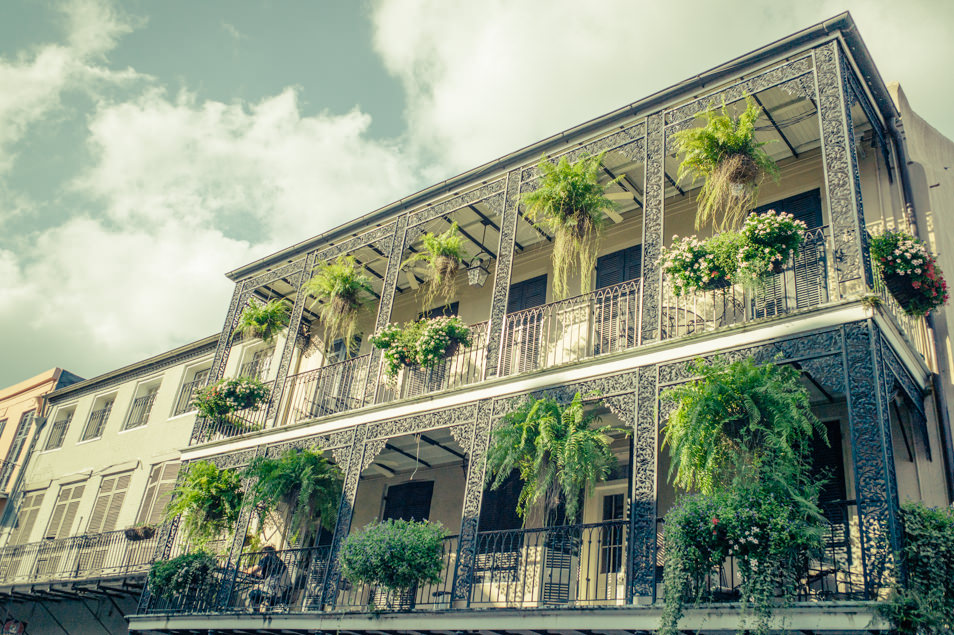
top-left (640, 112), bottom-right (665, 345)
top-left (628, 366), bottom-right (658, 602)
top-left (484, 170), bottom-right (520, 377)
top-left (365, 218), bottom-right (407, 404)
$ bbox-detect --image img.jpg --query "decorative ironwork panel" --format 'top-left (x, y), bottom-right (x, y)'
top-left (315, 424), bottom-right (368, 609)
top-left (314, 222), bottom-right (397, 264)
top-left (406, 180), bottom-right (505, 227)
top-left (364, 215), bottom-right (408, 403)
top-left (485, 169), bottom-right (521, 376)
top-left (844, 320), bottom-right (901, 597)
top-left (214, 452), bottom-right (265, 609)
top-left (207, 282), bottom-right (249, 386)
top-left (265, 428), bottom-right (356, 468)
top-left (452, 399), bottom-right (493, 600)
top-left (815, 41), bottom-right (869, 291)
top-left (518, 127), bottom-right (646, 183)
top-left (842, 57), bottom-right (891, 171)
top-left (241, 259), bottom-right (307, 294)
top-left (266, 251), bottom-right (317, 421)
top-left (641, 112), bottom-right (664, 344)
top-left (630, 366), bottom-right (657, 600)
top-left (664, 55), bottom-right (813, 126)
top-left (879, 335), bottom-right (926, 418)
top-left (138, 467), bottom-right (190, 612)
top-left (205, 448), bottom-right (261, 470)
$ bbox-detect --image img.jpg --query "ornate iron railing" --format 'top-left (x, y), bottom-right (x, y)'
top-left (283, 354), bottom-right (372, 427)
top-left (468, 520), bottom-right (629, 607)
top-left (0, 529), bottom-right (159, 587)
top-left (499, 279), bottom-right (642, 377)
top-left (660, 227), bottom-right (832, 340)
top-left (191, 381), bottom-right (274, 444)
top-left (81, 403), bottom-right (113, 441)
top-left (872, 263), bottom-right (935, 367)
top-left (654, 500), bottom-right (864, 601)
top-left (377, 321), bottom-right (489, 403)
top-left (240, 356), bottom-right (272, 381)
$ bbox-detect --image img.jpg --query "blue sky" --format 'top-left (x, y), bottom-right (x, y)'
top-left (1, 0), bottom-right (952, 387)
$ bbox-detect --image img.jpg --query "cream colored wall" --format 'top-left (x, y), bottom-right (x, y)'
top-left (350, 464), bottom-right (466, 533)
top-left (10, 351), bottom-right (213, 545)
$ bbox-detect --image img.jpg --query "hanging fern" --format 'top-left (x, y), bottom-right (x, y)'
top-left (164, 461), bottom-right (243, 547)
top-left (243, 447), bottom-right (343, 545)
top-left (233, 299), bottom-right (290, 344)
top-left (521, 152), bottom-right (621, 300)
top-left (673, 96), bottom-right (779, 230)
top-left (402, 222), bottom-right (467, 308)
top-left (485, 392), bottom-right (626, 524)
top-left (304, 255), bottom-right (375, 354)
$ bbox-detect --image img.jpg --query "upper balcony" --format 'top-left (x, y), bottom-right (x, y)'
top-left (188, 34), bottom-right (935, 449)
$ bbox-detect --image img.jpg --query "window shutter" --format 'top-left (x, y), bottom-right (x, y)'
top-left (45, 483), bottom-right (86, 540)
top-left (88, 472), bottom-right (131, 534)
top-left (596, 251), bottom-right (624, 289)
top-left (382, 481), bottom-right (434, 521)
top-left (508, 275), bottom-right (547, 313)
top-left (140, 462), bottom-right (180, 526)
top-left (136, 465), bottom-right (162, 525)
top-left (9, 491), bottom-right (43, 545)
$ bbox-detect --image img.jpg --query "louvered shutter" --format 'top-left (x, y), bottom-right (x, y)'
top-left (595, 246), bottom-right (642, 353)
top-left (142, 462), bottom-right (180, 526)
top-left (752, 190), bottom-right (824, 317)
top-left (382, 481), bottom-right (434, 521)
top-left (506, 276), bottom-right (548, 373)
top-left (88, 472), bottom-right (131, 534)
top-left (9, 491), bottom-right (43, 545)
top-left (136, 464), bottom-right (161, 525)
top-left (45, 482), bottom-right (86, 540)
top-left (596, 245), bottom-right (642, 290)
top-left (2, 411), bottom-right (34, 486)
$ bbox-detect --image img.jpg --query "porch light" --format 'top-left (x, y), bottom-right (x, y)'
top-left (467, 254), bottom-right (491, 287)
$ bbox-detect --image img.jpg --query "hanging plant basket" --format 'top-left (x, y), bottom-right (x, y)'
top-left (304, 255), bottom-right (375, 354)
top-left (371, 317), bottom-right (471, 378)
top-left (124, 525), bottom-right (157, 541)
top-left (885, 272), bottom-right (923, 308)
top-left (870, 229), bottom-right (949, 317)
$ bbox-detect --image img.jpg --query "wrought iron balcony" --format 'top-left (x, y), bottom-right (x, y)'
top-left (284, 354), bottom-right (372, 427)
top-left (0, 528), bottom-right (160, 588)
top-left (173, 377), bottom-right (207, 416)
top-left (191, 380), bottom-right (274, 444)
top-left (124, 393), bottom-right (157, 430)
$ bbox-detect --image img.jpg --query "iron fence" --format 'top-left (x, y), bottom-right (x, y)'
top-left (0, 528), bottom-right (160, 587)
top-left (81, 403), bottom-right (113, 441)
top-left (499, 280), bottom-right (641, 377)
top-left (191, 381), bottom-right (274, 443)
top-left (468, 520), bottom-right (629, 608)
top-left (124, 393), bottom-right (157, 430)
top-left (377, 322), bottom-right (489, 403)
top-left (283, 354), bottom-right (372, 426)
top-left (660, 227), bottom-right (831, 340)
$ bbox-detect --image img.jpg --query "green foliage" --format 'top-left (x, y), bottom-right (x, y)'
top-left (673, 96), bottom-right (779, 230)
top-left (521, 153), bottom-right (621, 299)
top-left (192, 377), bottom-right (270, 425)
top-left (371, 316), bottom-right (471, 378)
top-left (402, 223), bottom-right (467, 308)
top-left (660, 488), bottom-right (825, 635)
top-left (880, 502), bottom-right (954, 633)
top-left (148, 551), bottom-right (218, 600)
top-left (304, 255), bottom-right (375, 354)
top-left (339, 519), bottom-right (446, 591)
top-left (870, 229), bottom-right (949, 316)
top-left (243, 447), bottom-right (343, 544)
top-left (233, 299), bottom-right (290, 344)
top-left (164, 461), bottom-right (243, 546)
top-left (659, 357), bottom-right (827, 635)
top-left (661, 357), bottom-right (823, 498)
top-left (485, 392), bottom-right (627, 523)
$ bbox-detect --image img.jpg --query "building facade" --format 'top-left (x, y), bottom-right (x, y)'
top-left (0, 337), bottom-right (216, 634)
top-left (0, 11), bottom-right (948, 635)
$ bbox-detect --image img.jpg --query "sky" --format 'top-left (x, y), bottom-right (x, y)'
top-left (1, 0), bottom-right (953, 387)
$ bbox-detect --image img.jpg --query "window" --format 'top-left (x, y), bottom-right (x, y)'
top-left (599, 493), bottom-right (626, 573)
top-left (87, 472), bottom-right (132, 534)
top-left (174, 366), bottom-right (210, 416)
top-left (382, 481), bottom-right (434, 522)
top-left (0, 411), bottom-right (34, 488)
top-left (240, 346), bottom-right (274, 380)
top-left (44, 481), bottom-right (86, 540)
top-left (0, 419), bottom-right (7, 439)
top-left (136, 462), bottom-right (180, 526)
top-left (8, 490), bottom-right (44, 545)
top-left (596, 245), bottom-right (642, 289)
top-left (44, 408), bottom-right (74, 451)
top-left (81, 396), bottom-right (114, 442)
top-left (124, 382), bottom-right (160, 430)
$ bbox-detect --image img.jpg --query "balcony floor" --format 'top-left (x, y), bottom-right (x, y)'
top-left (129, 602), bottom-right (889, 634)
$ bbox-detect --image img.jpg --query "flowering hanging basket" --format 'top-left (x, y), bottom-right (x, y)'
top-left (371, 317), bottom-right (472, 378)
top-left (192, 377), bottom-right (270, 420)
top-left (870, 229), bottom-right (949, 317)
top-left (124, 525), bottom-right (157, 541)
top-left (660, 236), bottom-right (733, 296)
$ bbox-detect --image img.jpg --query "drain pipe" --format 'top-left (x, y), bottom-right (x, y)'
top-left (888, 115), bottom-right (954, 502)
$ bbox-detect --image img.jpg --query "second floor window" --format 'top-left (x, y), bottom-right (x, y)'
top-left (44, 481), bottom-right (86, 540)
top-left (87, 472), bottom-right (132, 534)
top-left (174, 367), bottom-right (210, 416)
top-left (7, 490), bottom-right (44, 545)
top-left (124, 384), bottom-right (160, 430)
top-left (241, 347), bottom-right (274, 380)
top-left (136, 461), bottom-right (180, 526)
top-left (81, 398), bottom-right (114, 442)
top-left (44, 409), bottom-right (74, 451)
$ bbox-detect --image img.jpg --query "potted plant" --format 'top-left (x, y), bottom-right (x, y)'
top-left (304, 255), bottom-right (375, 354)
top-left (243, 446), bottom-right (343, 546)
top-left (659, 358), bottom-right (827, 635)
top-left (164, 461), bottom-right (243, 546)
top-left (521, 152), bottom-right (622, 299)
top-left (673, 96), bottom-right (779, 230)
top-left (870, 229), bottom-right (949, 316)
top-left (660, 235), bottom-right (735, 296)
top-left (484, 392), bottom-right (626, 524)
top-left (192, 377), bottom-right (270, 427)
top-left (734, 210), bottom-right (806, 286)
top-left (338, 519), bottom-right (446, 610)
top-left (148, 551), bottom-right (219, 601)
top-left (123, 524), bottom-right (157, 541)
top-left (233, 299), bottom-right (290, 344)
top-left (401, 223), bottom-right (467, 308)
top-left (371, 316), bottom-right (471, 379)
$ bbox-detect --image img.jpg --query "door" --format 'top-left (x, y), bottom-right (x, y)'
top-left (751, 190), bottom-right (825, 317)
top-left (316, 337), bottom-right (364, 415)
top-left (37, 482), bottom-right (86, 576)
top-left (503, 275), bottom-right (548, 374)
top-left (595, 246), bottom-right (642, 354)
